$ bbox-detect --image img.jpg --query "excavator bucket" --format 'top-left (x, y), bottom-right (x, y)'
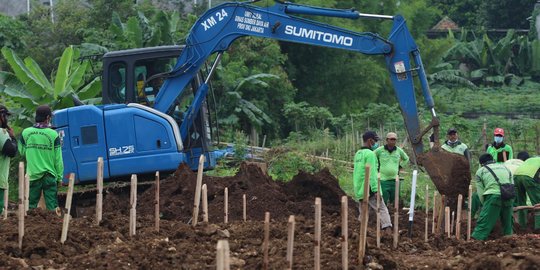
top-left (418, 147), bottom-right (471, 209)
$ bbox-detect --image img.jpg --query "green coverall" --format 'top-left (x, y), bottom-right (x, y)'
top-left (373, 145), bottom-right (408, 204)
top-left (353, 147), bottom-right (379, 200)
top-left (514, 157), bottom-right (540, 229)
top-left (19, 126), bottom-right (64, 210)
top-left (0, 128), bottom-right (15, 214)
top-left (471, 162), bottom-right (514, 240)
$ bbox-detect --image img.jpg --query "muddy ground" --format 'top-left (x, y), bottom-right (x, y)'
top-left (1, 163), bottom-right (539, 269)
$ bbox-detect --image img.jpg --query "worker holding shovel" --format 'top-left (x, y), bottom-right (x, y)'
top-left (472, 154), bottom-right (514, 240)
top-left (513, 156), bottom-right (540, 230)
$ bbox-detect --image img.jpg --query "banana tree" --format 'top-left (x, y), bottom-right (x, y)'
top-left (109, 10), bottom-right (193, 50)
top-left (430, 30), bottom-right (536, 86)
top-left (0, 46), bottom-right (101, 128)
top-left (218, 74), bottom-right (277, 135)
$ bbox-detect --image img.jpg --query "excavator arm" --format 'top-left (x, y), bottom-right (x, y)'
top-left (152, 1), bottom-right (438, 159)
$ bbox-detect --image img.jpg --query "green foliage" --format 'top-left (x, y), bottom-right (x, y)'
top-left (267, 150), bottom-right (319, 182)
top-left (0, 14), bottom-right (28, 65)
top-left (232, 131), bottom-right (248, 162)
top-left (478, 0), bottom-right (534, 29)
top-left (0, 46), bottom-right (101, 128)
top-left (431, 30), bottom-right (540, 87)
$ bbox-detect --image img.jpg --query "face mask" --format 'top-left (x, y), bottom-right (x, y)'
top-left (494, 137), bottom-right (503, 144)
top-left (371, 142), bottom-right (379, 150)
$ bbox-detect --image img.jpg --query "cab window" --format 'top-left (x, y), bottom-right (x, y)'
top-left (134, 57), bottom-right (176, 106)
top-left (109, 63), bottom-right (127, 103)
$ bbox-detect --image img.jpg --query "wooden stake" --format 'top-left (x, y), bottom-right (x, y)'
top-left (393, 176), bottom-right (399, 249)
top-left (24, 174), bottom-right (29, 215)
top-left (467, 185), bottom-right (472, 241)
top-left (445, 207), bottom-right (450, 238)
top-left (314, 197), bottom-right (321, 270)
top-left (456, 194), bottom-right (463, 240)
top-left (358, 164), bottom-right (371, 262)
top-left (155, 171), bottom-right (160, 232)
top-left (18, 162), bottom-right (24, 250)
top-left (263, 212), bottom-right (270, 270)
top-left (341, 196), bottom-right (348, 270)
top-left (376, 176), bottom-right (381, 248)
top-left (202, 184), bottom-right (208, 222)
top-left (425, 185), bottom-right (429, 242)
top-left (192, 155), bottom-right (205, 226)
top-left (243, 194), bottom-right (247, 222)
top-left (96, 157), bottom-right (103, 225)
top-left (3, 186), bottom-right (8, 219)
top-left (436, 195), bottom-right (445, 234)
top-left (450, 211), bottom-right (455, 235)
top-left (129, 174), bottom-right (137, 237)
top-left (61, 173), bottom-right (75, 244)
top-left (286, 215), bottom-right (295, 270)
top-left (216, 240), bottom-right (230, 270)
top-left (224, 187), bottom-right (228, 224)
top-left (432, 192), bottom-right (437, 234)
top-left (37, 190), bottom-right (45, 210)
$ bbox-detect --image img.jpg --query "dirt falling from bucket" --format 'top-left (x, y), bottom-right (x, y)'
top-left (418, 148), bottom-right (471, 210)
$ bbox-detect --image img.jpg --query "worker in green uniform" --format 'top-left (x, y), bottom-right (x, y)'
top-left (504, 151), bottom-right (530, 175)
top-left (486, 128), bottom-right (513, 163)
top-left (19, 105), bottom-right (63, 214)
top-left (514, 155), bottom-right (540, 229)
top-left (0, 105), bottom-right (17, 214)
top-left (441, 128), bottom-right (470, 160)
top-left (353, 131), bottom-right (392, 230)
top-left (471, 154), bottom-right (514, 240)
top-left (374, 132), bottom-right (409, 205)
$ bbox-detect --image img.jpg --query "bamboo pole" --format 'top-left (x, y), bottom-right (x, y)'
top-left (358, 165), bottom-right (371, 261)
top-left (286, 215), bottom-right (295, 270)
top-left (432, 192), bottom-right (437, 234)
top-left (456, 194), bottom-right (463, 240)
top-left (224, 187), bottom-right (228, 224)
top-left (202, 184), bottom-right (208, 222)
top-left (243, 194), bottom-right (247, 222)
top-left (129, 174), bottom-right (137, 237)
top-left (376, 176), bottom-right (381, 248)
top-left (155, 171), bottom-right (160, 232)
top-left (425, 185), bottom-right (429, 242)
top-left (3, 186), bottom-right (8, 219)
top-left (216, 240), bottom-right (230, 270)
top-left (314, 197), bottom-right (321, 270)
top-left (192, 155), bottom-right (205, 226)
top-left (24, 174), bottom-right (29, 215)
top-left (263, 212), bottom-right (270, 270)
top-left (341, 196), bottom-right (348, 270)
top-left (96, 157), bottom-right (103, 225)
top-left (467, 185), bottom-right (472, 241)
top-left (393, 176), bottom-right (399, 249)
top-left (61, 173), bottom-right (75, 244)
top-left (445, 207), bottom-right (450, 238)
top-left (18, 162), bottom-right (24, 250)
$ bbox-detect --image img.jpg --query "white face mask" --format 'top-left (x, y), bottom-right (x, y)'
top-left (494, 136), bottom-right (503, 144)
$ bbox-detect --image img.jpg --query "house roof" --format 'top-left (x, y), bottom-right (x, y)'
top-left (431, 16), bottom-right (460, 31)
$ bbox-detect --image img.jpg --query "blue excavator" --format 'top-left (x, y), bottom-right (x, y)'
top-left (54, 1), bottom-right (469, 199)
